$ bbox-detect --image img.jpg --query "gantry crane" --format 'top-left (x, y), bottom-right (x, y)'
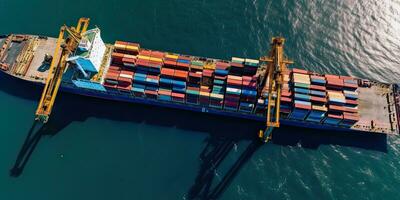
top-left (258, 37), bottom-right (293, 142)
top-left (35, 18), bottom-right (90, 123)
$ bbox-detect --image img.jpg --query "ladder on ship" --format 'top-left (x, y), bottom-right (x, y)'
top-left (258, 37), bottom-right (293, 142)
top-left (35, 18), bottom-right (90, 123)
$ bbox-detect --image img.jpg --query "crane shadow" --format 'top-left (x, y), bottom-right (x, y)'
top-left (187, 138), bottom-right (262, 200)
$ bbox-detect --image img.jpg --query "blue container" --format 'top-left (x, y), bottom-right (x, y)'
top-left (215, 69), bottom-right (229, 76)
top-left (310, 90), bottom-right (326, 97)
top-left (172, 80), bottom-right (186, 87)
top-left (160, 78), bottom-right (173, 85)
top-left (294, 93), bottom-right (311, 101)
top-left (132, 83), bottom-right (146, 89)
top-left (173, 86), bottom-right (186, 93)
top-left (294, 88), bottom-right (309, 94)
top-left (241, 89), bottom-right (257, 97)
top-left (158, 95), bottom-right (172, 101)
top-left (213, 79), bottom-right (225, 85)
top-left (311, 79), bottom-right (326, 85)
top-left (145, 85), bottom-right (158, 91)
top-left (177, 59), bottom-right (191, 64)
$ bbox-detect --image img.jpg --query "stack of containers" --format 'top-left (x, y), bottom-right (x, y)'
top-left (239, 75), bottom-right (258, 113)
top-left (190, 60), bottom-right (204, 72)
top-left (339, 76), bottom-right (359, 127)
top-left (135, 50), bottom-right (163, 75)
top-left (302, 74), bottom-right (328, 122)
top-left (118, 70), bottom-right (134, 92)
top-left (171, 69), bottom-right (188, 103)
top-left (164, 53), bottom-right (179, 69)
top-left (210, 61), bottom-right (229, 108)
top-left (323, 74), bottom-right (346, 125)
top-left (202, 69), bottom-right (214, 87)
top-left (114, 41), bottom-right (140, 55)
top-left (230, 57), bottom-right (244, 76)
top-left (290, 69), bottom-right (312, 120)
top-left (186, 87), bottom-right (200, 105)
top-left (176, 56), bottom-right (191, 71)
top-left (280, 70), bottom-right (293, 117)
top-left (225, 75), bottom-right (242, 111)
top-left (158, 67), bottom-right (174, 101)
top-left (132, 72), bottom-right (146, 97)
top-left (199, 86), bottom-right (211, 106)
top-left (243, 59), bottom-right (259, 76)
top-left (103, 65), bottom-right (121, 89)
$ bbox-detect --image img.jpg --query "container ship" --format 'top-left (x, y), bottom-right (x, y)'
top-left (0, 18), bottom-right (399, 139)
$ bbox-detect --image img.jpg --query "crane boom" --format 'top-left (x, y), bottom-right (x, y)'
top-left (259, 37), bottom-right (293, 142)
top-left (35, 18), bottom-right (90, 123)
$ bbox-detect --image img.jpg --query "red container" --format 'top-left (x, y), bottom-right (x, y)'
top-left (292, 68), bottom-right (309, 74)
top-left (214, 75), bottom-right (227, 80)
top-left (176, 62), bottom-right (190, 70)
top-left (281, 97), bottom-right (292, 103)
top-left (187, 86), bottom-right (200, 91)
top-left (328, 105), bottom-right (345, 112)
top-left (103, 82), bottom-right (118, 88)
top-left (203, 69), bottom-right (214, 77)
top-left (230, 62), bottom-right (243, 68)
top-left (112, 52), bottom-right (125, 63)
top-left (325, 74), bottom-right (340, 79)
top-left (281, 90), bottom-right (292, 97)
top-left (311, 96), bottom-right (327, 103)
top-left (174, 70), bottom-right (188, 80)
top-left (327, 113), bottom-right (343, 119)
top-left (158, 90), bottom-right (172, 96)
top-left (227, 79), bottom-right (242, 86)
top-left (108, 65), bottom-right (121, 71)
top-left (216, 61), bottom-right (230, 70)
top-left (345, 99), bottom-right (358, 106)
top-left (345, 107), bottom-right (358, 113)
top-left (294, 104), bottom-right (311, 110)
top-left (115, 41), bottom-right (128, 45)
top-left (344, 83), bottom-right (358, 89)
top-left (178, 55), bottom-right (191, 61)
top-left (140, 50), bottom-right (152, 56)
top-left (151, 51), bottom-right (165, 58)
top-left (343, 112), bottom-right (360, 121)
top-left (161, 68), bottom-right (175, 76)
top-left (145, 90), bottom-right (158, 98)
top-left (117, 84), bottom-right (132, 91)
top-left (310, 85), bottom-right (326, 91)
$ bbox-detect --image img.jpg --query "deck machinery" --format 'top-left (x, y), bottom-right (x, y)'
top-left (35, 18), bottom-right (90, 123)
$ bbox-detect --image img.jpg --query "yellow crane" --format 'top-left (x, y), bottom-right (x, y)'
top-left (258, 37), bottom-right (293, 142)
top-left (35, 18), bottom-right (90, 123)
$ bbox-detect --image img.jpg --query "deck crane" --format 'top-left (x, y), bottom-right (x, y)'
top-left (35, 18), bottom-right (90, 123)
top-left (258, 37), bottom-right (293, 142)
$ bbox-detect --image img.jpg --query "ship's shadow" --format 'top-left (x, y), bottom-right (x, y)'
top-left (0, 73), bottom-right (388, 198)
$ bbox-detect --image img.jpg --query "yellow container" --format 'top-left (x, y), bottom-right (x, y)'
top-left (200, 92), bottom-right (210, 97)
top-left (149, 57), bottom-right (163, 63)
top-left (312, 105), bottom-right (328, 111)
top-left (138, 55), bottom-right (150, 60)
top-left (203, 62), bottom-right (216, 70)
top-left (165, 54), bottom-right (179, 60)
top-left (114, 44), bottom-right (126, 50)
top-left (126, 45), bottom-right (139, 52)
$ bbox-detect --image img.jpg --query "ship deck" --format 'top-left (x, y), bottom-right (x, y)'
top-left (0, 34), bottom-right (398, 135)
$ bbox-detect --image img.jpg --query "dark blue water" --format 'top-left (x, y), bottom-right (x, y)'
top-left (0, 0), bottom-right (400, 199)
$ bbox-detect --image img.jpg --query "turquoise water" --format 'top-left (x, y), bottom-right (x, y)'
top-left (1, 0), bottom-right (400, 199)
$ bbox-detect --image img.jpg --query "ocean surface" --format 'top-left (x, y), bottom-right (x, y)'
top-left (0, 0), bottom-right (400, 199)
